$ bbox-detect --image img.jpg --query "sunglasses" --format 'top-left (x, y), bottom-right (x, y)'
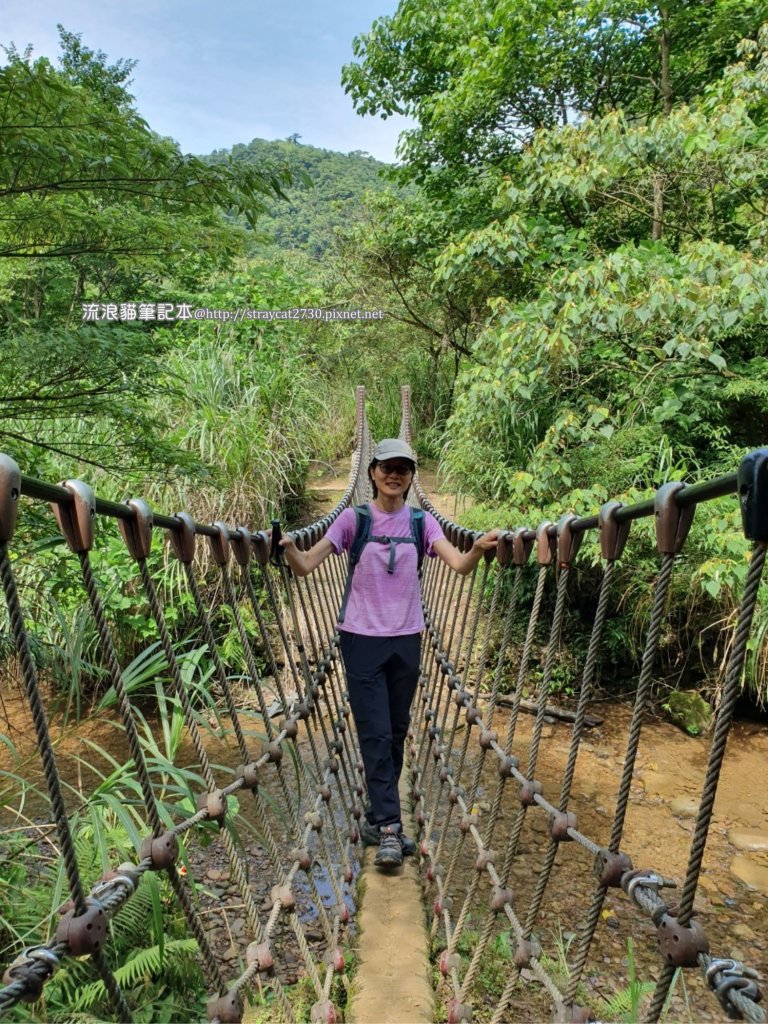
top-left (376, 461), bottom-right (414, 476)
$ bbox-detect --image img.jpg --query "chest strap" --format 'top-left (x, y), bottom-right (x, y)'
top-left (368, 534), bottom-right (417, 574)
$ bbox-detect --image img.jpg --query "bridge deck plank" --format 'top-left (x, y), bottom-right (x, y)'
top-left (349, 775), bottom-right (433, 1024)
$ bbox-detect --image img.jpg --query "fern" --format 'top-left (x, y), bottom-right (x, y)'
top-left (599, 938), bottom-right (655, 1023)
top-left (71, 939), bottom-right (199, 1011)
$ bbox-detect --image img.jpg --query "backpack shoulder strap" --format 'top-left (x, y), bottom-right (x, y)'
top-left (339, 505), bottom-right (371, 623)
top-left (349, 504), bottom-right (372, 567)
top-left (410, 507), bottom-right (426, 573)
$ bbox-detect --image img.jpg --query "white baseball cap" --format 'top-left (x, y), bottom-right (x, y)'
top-left (371, 439), bottom-right (417, 465)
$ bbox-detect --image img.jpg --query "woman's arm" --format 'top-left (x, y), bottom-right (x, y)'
top-left (279, 535), bottom-right (335, 577)
top-left (432, 530), bottom-right (501, 576)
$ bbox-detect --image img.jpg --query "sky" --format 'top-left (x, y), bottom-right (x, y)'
top-left (0, 0), bottom-right (410, 162)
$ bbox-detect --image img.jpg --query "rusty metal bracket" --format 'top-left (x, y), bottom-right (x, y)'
top-left (290, 846), bottom-right (312, 871)
top-left (656, 912), bottom-right (709, 967)
top-left (50, 480), bottom-right (96, 553)
top-left (235, 763), bottom-right (260, 790)
top-left (490, 885), bottom-right (513, 913)
top-left (654, 482), bottom-right (695, 555)
top-left (593, 848), bottom-right (633, 888)
top-left (246, 940), bottom-right (274, 972)
top-left (208, 521), bottom-right (230, 565)
top-left (434, 895), bottom-right (454, 915)
top-left (519, 779), bottom-right (543, 806)
top-left (196, 789), bottom-right (228, 824)
top-left (169, 511), bottom-right (196, 563)
top-left (139, 831), bottom-right (179, 870)
top-left (270, 883), bottom-right (295, 910)
top-left (475, 849), bottom-right (495, 872)
top-left (305, 810), bottom-right (323, 831)
top-left (118, 499), bottom-right (153, 560)
top-left (496, 531), bottom-right (513, 568)
top-left (280, 716), bottom-right (299, 739)
top-left (514, 938), bottom-right (542, 967)
top-left (270, 519), bottom-right (285, 566)
top-left (252, 530), bottom-right (270, 566)
top-left (512, 526), bottom-right (534, 566)
top-left (0, 455), bottom-right (21, 543)
top-left (465, 706), bottom-right (482, 726)
top-left (55, 903), bottom-right (107, 956)
top-left (447, 999), bottom-right (473, 1023)
top-left (551, 811), bottom-right (577, 841)
top-left (324, 946), bottom-right (345, 972)
top-left (536, 521), bottom-right (556, 565)
top-left (230, 526), bottom-right (251, 566)
top-left (557, 1004), bottom-right (595, 1023)
top-left (557, 514), bottom-right (583, 567)
top-left (310, 1000), bottom-right (338, 1024)
top-left (599, 501), bottom-right (630, 561)
top-left (498, 754), bottom-right (519, 778)
top-left (479, 727), bottom-right (497, 750)
top-left (737, 448), bottom-right (768, 542)
top-left (439, 950), bottom-right (462, 975)
top-left (264, 741), bottom-right (283, 764)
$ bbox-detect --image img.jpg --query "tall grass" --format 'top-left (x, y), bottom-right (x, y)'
top-left (150, 333), bottom-right (328, 527)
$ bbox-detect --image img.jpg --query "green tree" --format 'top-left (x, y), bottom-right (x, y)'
top-left (343, 0), bottom-right (768, 183)
top-left (0, 28), bottom-right (290, 474)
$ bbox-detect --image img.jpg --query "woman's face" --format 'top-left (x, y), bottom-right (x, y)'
top-left (372, 459), bottom-right (414, 499)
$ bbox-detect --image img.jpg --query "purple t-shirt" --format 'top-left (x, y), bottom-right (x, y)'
top-left (326, 505), bottom-right (446, 636)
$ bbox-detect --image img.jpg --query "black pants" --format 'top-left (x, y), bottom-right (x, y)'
top-left (339, 631), bottom-right (421, 828)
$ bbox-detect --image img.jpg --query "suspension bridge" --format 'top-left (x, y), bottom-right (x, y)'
top-left (0, 385), bottom-right (765, 1023)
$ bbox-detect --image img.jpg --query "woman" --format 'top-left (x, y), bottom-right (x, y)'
top-left (280, 439), bottom-right (499, 869)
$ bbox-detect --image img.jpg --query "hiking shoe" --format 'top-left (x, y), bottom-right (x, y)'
top-left (361, 818), bottom-right (416, 856)
top-left (374, 825), bottom-right (404, 868)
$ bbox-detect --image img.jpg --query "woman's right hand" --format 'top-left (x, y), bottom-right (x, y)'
top-left (268, 533), bottom-right (334, 577)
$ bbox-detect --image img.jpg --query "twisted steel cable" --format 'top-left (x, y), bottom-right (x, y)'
top-left (0, 543), bottom-right (131, 1020)
top-left (646, 542), bottom-right (768, 1023)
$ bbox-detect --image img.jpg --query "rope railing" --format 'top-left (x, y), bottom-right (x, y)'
top-left (0, 387), bottom-right (373, 1022)
top-left (400, 385), bottom-right (767, 1024)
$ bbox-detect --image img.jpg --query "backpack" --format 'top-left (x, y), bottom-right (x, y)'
top-left (338, 503), bottom-right (426, 624)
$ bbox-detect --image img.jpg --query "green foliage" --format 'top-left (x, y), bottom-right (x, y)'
top-left (598, 938), bottom-right (655, 1023)
top-left (209, 137), bottom-right (389, 256)
top-left (0, 725), bottom-right (209, 1021)
top-left (340, 7), bottom-right (768, 699)
top-left (663, 691), bottom-right (714, 735)
top-left (0, 29), bottom-right (288, 260)
top-left (344, 0), bottom-right (768, 184)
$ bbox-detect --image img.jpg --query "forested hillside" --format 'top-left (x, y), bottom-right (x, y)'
top-left (208, 137), bottom-right (390, 255)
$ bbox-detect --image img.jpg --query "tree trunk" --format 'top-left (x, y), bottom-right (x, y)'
top-left (659, 5), bottom-right (673, 116)
top-left (653, 6), bottom-right (672, 240)
top-left (652, 174), bottom-right (664, 241)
